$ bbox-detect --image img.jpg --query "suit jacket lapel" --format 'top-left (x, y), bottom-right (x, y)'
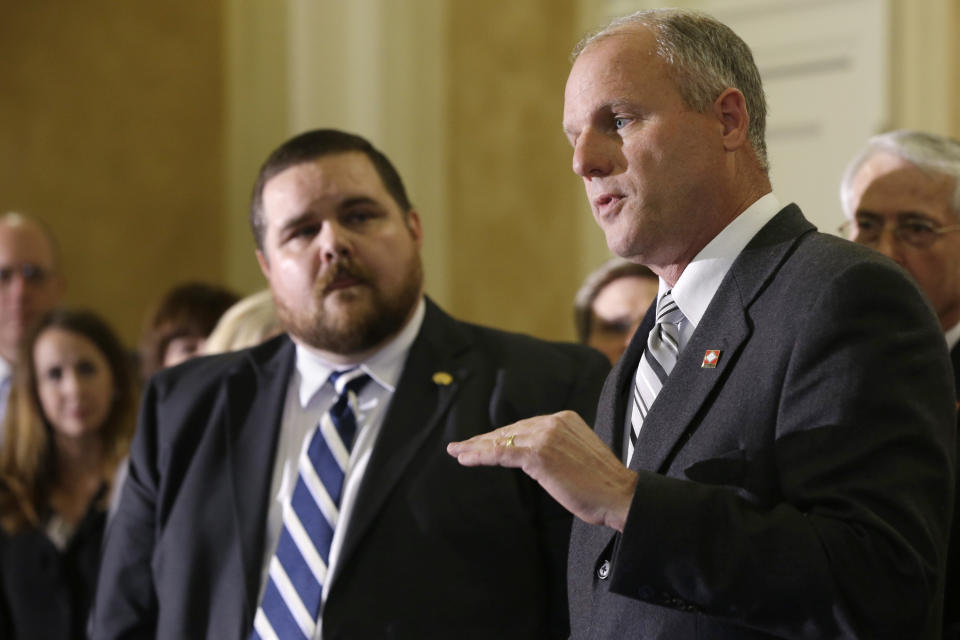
top-left (633, 204), bottom-right (815, 473)
top-left (597, 303), bottom-right (655, 459)
top-left (632, 288), bottom-right (750, 471)
top-left (333, 299), bottom-right (470, 574)
top-left (950, 343), bottom-right (960, 398)
top-left (223, 337), bottom-right (297, 616)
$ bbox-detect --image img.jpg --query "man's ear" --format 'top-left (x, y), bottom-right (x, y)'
top-left (406, 209), bottom-right (424, 249)
top-left (713, 88), bottom-right (750, 152)
top-left (256, 249), bottom-right (270, 279)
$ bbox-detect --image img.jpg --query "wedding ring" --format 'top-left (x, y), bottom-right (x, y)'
top-left (505, 434), bottom-right (516, 447)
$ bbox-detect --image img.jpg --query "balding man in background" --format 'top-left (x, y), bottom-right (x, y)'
top-left (0, 213), bottom-right (64, 426)
top-left (841, 129), bottom-right (960, 640)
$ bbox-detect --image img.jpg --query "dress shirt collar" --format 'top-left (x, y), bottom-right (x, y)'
top-left (945, 321), bottom-right (960, 351)
top-left (665, 192), bottom-right (782, 328)
top-left (294, 297), bottom-right (426, 406)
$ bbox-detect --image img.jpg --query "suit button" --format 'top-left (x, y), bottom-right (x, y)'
top-left (596, 559), bottom-right (610, 580)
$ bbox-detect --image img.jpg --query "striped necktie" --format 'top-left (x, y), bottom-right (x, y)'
top-left (252, 368), bottom-right (371, 640)
top-left (628, 290), bottom-right (684, 464)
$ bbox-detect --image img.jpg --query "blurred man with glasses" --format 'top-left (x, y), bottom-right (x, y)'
top-left (841, 130), bottom-right (960, 336)
top-left (841, 129), bottom-right (960, 639)
top-left (0, 212), bottom-right (64, 427)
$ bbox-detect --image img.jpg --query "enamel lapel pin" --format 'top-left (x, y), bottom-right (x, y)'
top-left (701, 350), bottom-right (721, 368)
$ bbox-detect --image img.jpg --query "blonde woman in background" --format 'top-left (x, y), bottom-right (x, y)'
top-left (203, 289), bottom-right (283, 355)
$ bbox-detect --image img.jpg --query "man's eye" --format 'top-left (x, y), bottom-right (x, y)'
top-left (290, 224), bottom-right (320, 239)
top-left (902, 221), bottom-right (935, 234)
top-left (595, 319), bottom-right (632, 334)
top-left (855, 217), bottom-right (880, 231)
top-left (614, 117), bottom-right (629, 130)
top-left (343, 211), bottom-right (375, 225)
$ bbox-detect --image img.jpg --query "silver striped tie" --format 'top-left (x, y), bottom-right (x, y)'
top-left (628, 290), bottom-right (684, 463)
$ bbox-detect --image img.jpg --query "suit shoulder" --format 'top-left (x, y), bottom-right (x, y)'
top-left (457, 320), bottom-right (609, 373)
top-left (146, 334), bottom-right (292, 401)
top-left (788, 231), bottom-right (929, 301)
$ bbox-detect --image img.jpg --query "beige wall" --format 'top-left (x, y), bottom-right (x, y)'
top-left (446, 0), bottom-right (582, 340)
top-left (3, 1), bottom-right (959, 348)
top-left (890, 0), bottom-right (959, 136)
top-left (0, 1), bottom-right (227, 346)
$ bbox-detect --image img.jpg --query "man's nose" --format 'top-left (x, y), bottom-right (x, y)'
top-left (572, 129), bottom-right (616, 178)
top-left (317, 221), bottom-right (352, 262)
top-left (873, 226), bottom-right (904, 264)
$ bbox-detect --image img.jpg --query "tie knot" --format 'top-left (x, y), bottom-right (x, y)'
top-left (329, 368), bottom-right (371, 397)
top-left (656, 290), bottom-right (683, 326)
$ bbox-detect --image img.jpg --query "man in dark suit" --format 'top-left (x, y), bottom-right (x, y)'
top-left (449, 9), bottom-right (956, 638)
top-left (840, 129), bottom-right (960, 639)
top-left (90, 129), bottom-right (609, 639)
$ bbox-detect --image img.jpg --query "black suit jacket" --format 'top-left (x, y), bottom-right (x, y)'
top-left (90, 299), bottom-right (609, 639)
top-left (945, 344), bottom-right (960, 639)
top-left (568, 205), bottom-right (957, 639)
top-left (0, 501), bottom-right (105, 640)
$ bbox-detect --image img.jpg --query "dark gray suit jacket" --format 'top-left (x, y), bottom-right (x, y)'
top-left (90, 299), bottom-right (609, 639)
top-left (945, 344), bottom-right (960, 639)
top-left (568, 205), bottom-right (956, 639)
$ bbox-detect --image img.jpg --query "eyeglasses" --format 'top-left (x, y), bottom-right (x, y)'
top-left (0, 263), bottom-right (52, 286)
top-left (838, 214), bottom-right (960, 249)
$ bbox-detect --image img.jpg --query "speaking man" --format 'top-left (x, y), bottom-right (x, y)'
top-left (450, 10), bottom-right (956, 638)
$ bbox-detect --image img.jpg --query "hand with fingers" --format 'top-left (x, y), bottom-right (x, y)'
top-left (447, 410), bottom-right (639, 532)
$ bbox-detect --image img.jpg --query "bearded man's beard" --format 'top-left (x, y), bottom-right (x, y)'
top-left (275, 256), bottom-right (423, 355)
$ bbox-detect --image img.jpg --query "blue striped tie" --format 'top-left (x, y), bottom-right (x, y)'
top-left (628, 290), bottom-right (684, 463)
top-left (252, 368), bottom-right (371, 640)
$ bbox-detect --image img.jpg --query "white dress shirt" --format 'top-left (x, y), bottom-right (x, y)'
top-left (256, 298), bottom-right (425, 638)
top-left (0, 356), bottom-right (12, 446)
top-left (623, 193), bottom-right (783, 459)
top-left (945, 321), bottom-right (960, 352)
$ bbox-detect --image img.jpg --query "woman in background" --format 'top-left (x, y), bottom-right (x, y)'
top-left (139, 281), bottom-right (238, 379)
top-left (203, 288), bottom-right (283, 355)
top-left (0, 309), bottom-right (137, 640)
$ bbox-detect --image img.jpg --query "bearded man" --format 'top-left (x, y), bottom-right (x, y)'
top-left (91, 129), bottom-right (609, 640)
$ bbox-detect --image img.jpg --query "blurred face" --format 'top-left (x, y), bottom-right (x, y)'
top-left (562, 28), bottom-right (728, 271)
top-left (846, 151), bottom-right (960, 329)
top-left (256, 152), bottom-right (424, 361)
top-left (588, 275), bottom-right (659, 364)
top-left (162, 335), bottom-right (206, 368)
top-left (0, 219), bottom-right (63, 363)
top-left (33, 327), bottom-right (114, 440)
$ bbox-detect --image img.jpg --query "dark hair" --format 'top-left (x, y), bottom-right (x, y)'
top-left (573, 258), bottom-right (657, 343)
top-left (249, 129), bottom-right (413, 250)
top-left (0, 308), bottom-right (138, 531)
top-left (140, 282), bottom-right (239, 379)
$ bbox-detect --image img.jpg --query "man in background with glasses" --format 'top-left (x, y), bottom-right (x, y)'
top-left (0, 212), bottom-right (64, 428)
top-left (841, 129), bottom-right (960, 639)
top-left (841, 130), bottom-right (960, 338)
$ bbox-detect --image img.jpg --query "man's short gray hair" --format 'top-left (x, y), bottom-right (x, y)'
top-left (574, 8), bottom-right (768, 172)
top-left (840, 129), bottom-right (960, 220)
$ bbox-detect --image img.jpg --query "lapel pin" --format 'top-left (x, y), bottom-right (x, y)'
top-left (432, 371), bottom-right (453, 386)
top-left (701, 350), bottom-right (721, 368)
